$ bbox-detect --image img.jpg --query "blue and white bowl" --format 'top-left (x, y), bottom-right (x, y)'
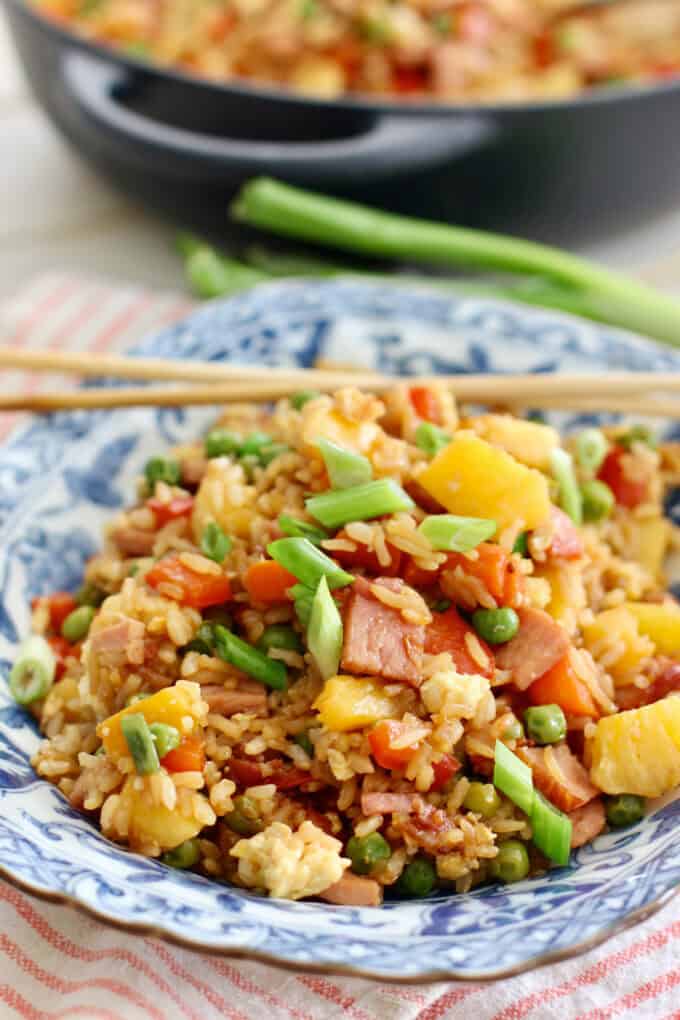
top-left (1, 279), bottom-right (679, 982)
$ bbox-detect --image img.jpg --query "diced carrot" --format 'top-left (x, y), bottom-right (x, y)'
top-left (424, 606), bottom-right (495, 678)
top-left (161, 736), bottom-right (205, 773)
top-left (368, 720), bottom-right (421, 770)
top-left (528, 653), bottom-right (599, 718)
top-left (446, 543), bottom-right (507, 602)
top-left (243, 560), bottom-right (297, 603)
top-left (409, 386), bottom-right (442, 424)
top-left (597, 446), bottom-right (648, 510)
top-left (429, 753), bottom-right (460, 791)
top-left (40, 592), bottom-right (78, 633)
top-left (332, 529), bottom-right (402, 577)
top-left (146, 496), bottom-right (194, 527)
top-left (146, 557), bottom-right (232, 609)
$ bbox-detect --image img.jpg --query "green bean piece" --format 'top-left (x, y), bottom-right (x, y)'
top-left (9, 635), bottom-right (56, 705)
top-left (225, 795), bottom-right (262, 836)
top-left (294, 732), bottom-right (314, 757)
top-left (205, 429), bottom-right (242, 459)
top-left (346, 832), bottom-right (391, 875)
top-left (144, 457), bottom-right (181, 490)
top-left (489, 840), bottom-right (530, 883)
top-left (291, 390), bottom-right (321, 410)
top-left (200, 522), bottom-right (232, 563)
top-left (396, 856), bottom-right (437, 897)
top-left (289, 583), bottom-right (315, 628)
top-left (576, 428), bottom-right (608, 474)
top-left (524, 704), bottom-right (567, 745)
top-left (162, 839), bottom-right (201, 869)
top-left (306, 478), bottom-right (414, 529)
top-left (120, 714), bottom-right (160, 775)
top-left (512, 531), bottom-right (529, 556)
top-left (308, 576), bottom-right (343, 680)
top-left (550, 448), bottom-right (583, 526)
top-left (581, 479), bottom-right (615, 523)
top-left (256, 624), bottom-right (303, 654)
top-left (472, 607), bottom-right (519, 645)
top-left (418, 514), bottom-right (496, 553)
top-left (316, 437), bottom-right (372, 489)
top-left (617, 424), bottom-right (657, 450)
top-left (605, 794), bottom-right (645, 828)
top-left (186, 247), bottom-right (268, 299)
top-left (184, 622), bottom-right (216, 656)
top-left (267, 537), bottom-right (354, 590)
top-left (214, 626), bottom-right (287, 690)
top-left (462, 781), bottom-right (502, 818)
top-left (278, 514), bottom-right (328, 546)
top-left (61, 605), bottom-right (96, 643)
top-left (75, 582), bottom-right (106, 607)
top-left (414, 422), bottom-right (451, 457)
top-left (149, 722), bottom-right (181, 759)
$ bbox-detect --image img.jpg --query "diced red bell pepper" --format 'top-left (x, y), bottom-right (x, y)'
top-left (424, 605), bottom-right (495, 678)
top-left (332, 529), bottom-right (402, 577)
top-left (597, 446), bottom-right (649, 510)
top-left (429, 753), bottom-right (460, 792)
top-left (533, 30), bottom-right (555, 68)
top-left (146, 496), bottom-right (194, 527)
top-left (393, 67), bottom-right (427, 94)
top-left (161, 736), bottom-right (205, 773)
top-left (47, 635), bottom-right (74, 680)
top-left (146, 556), bottom-right (232, 608)
top-left (368, 720), bottom-right (421, 770)
top-left (35, 592), bottom-right (79, 633)
top-left (228, 757), bottom-right (266, 787)
top-left (409, 386), bottom-right (442, 424)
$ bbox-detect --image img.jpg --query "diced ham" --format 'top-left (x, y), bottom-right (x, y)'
top-left (112, 527), bottom-right (155, 557)
top-left (341, 577), bottom-right (425, 686)
top-left (616, 659), bottom-right (680, 711)
top-left (181, 454), bottom-right (208, 488)
top-left (548, 507), bottom-right (584, 560)
top-left (360, 792), bottom-right (417, 816)
top-left (399, 800), bottom-right (456, 854)
top-left (495, 608), bottom-right (570, 690)
top-left (320, 873), bottom-right (382, 907)
top-left (569, 799), bottom-right (606, 849)
top-left (202, 682), bottom-right (268, 716)
top-left (90, 618), bottom-right (146, 666)
top-left (517, 743), bottom-right (599, 813)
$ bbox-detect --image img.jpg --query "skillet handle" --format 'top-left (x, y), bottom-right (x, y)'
top-left (62, 51), bottom-right (493, 184)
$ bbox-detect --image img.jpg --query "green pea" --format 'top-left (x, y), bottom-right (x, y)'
top-left (489, 839), bottom-right (530, 883)
top-left (294, 731), bottom-right (314, 757)
top-left (617, 424), bottom-right (657, 450)
top-left (205, 429), bottom-right (242, 458)
top-left (397, 856), bottom-right (437, 897)
top-left (291, 390), bottom-right (320, 410)
top-left (581, 479), bottom-right (615, 523)
top-left (346, 832), bottom-right (391, 875)
top-left (471, 607), bottom-right (519, 645)
top-left (256, 625), bottom-right (303, 654)
top-left (462, 781), bottom-right (502, 818)
top-left (76, 582), bottom-right (106, 607)
top-left (524, 704), bottom-right (567, 745)
top-left (502, 717), bottom-right (524, 743)
top-left (162, 838), bottom-right (201, 869)
top-left (128, 563), bottom-right (140, 577)
top-left (512, 532), bottom-right (528, 556)
top-left (225, 795), bottom-right (262, 836)
top-left (605, 794), bottom-right (645, 828)
top-left (144, 457), bottom-right (181, 489)
top-left (259, 442), bottom-right (291, 467)
top-left (240, 432), bottom-right (273, 457)
top-left (149, 722), bottom-right (181, 759)
top-left (200, 522), bottom-right (232, 563)
top-left (184, 622), bottom-right (216, 656)
top-left (61, 605), bottom-right (96, 643)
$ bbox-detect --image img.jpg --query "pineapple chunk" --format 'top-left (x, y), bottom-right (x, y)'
top-left (582, 606), bottom-right (655, 684)
top-left (301, 403), bottom-right (381, 458)
top-left (98, 682), bottom-right (202, 759)
top-left (625, 602), bottom-right (680, 657)
top-left (536, 562), bottom-right (587, 629)
top-left (468, 414), bottom-right (559, 470)
top-left (590, 697), bottom-right (680, 796)
top-left (417, 432), bottom-right (551, 533)
top-left (117, 777), bottom-right (207, 851)
top-left (313, 675), bottom-right (400, 732)
top-left (629, 516), bottom-right (671, 581)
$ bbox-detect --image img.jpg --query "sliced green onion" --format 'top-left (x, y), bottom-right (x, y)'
top-left (149, 722), bottom-right (181, 758)
top-left (415, 422), bottom-right (451, 457)
top-left (184, 622), bottom-right (216, 655)
top-left (144, 457), bottom-right (181, 490)
top-left (418, 514), bottom-right (496, 552)
top-left (121, 714), bottom-right (160, 775)
top-left (316, 437), bottom-right (372, 489)
top-left (512, 531), bottom-right (529, 556)
top-left (581, 479), bottom-right (614, 523)
top-left (308, 576), bottom-right (343, 681)
top-left (9, 635), bottom-right (56, 705)
top-left (617, 424), bottom-right (657, 450)
top-left (205, 429), bottom-right (241, 459)
top-left (214, 625), bottom-right (287, 690)
top-left (550, 448), bottom-right (583, 526)
top-left (289, 584), bottom-right (315, 628)
top-left (162, 838), bottom-right (201, 869)
top-left (530, 791), bottom-right (572, 866)
top-left (294, 731), bottom-right (314, 757)
top-left (306, 478), bottom-right (414, 529)
top-left (278, 514), bottom-right (328, 546)
top-left (291, 389), bottom-right (320, 410)
top-left (200, 522), bottom-right (232, 563)
top-left (256, 624), bottom-right (303, 654)
top-left (267, 537), bottom-right (354, 590)
top-left (493, 740), bottom-right (534, 817)
top-left (576, 428), bottom-right (608, 474)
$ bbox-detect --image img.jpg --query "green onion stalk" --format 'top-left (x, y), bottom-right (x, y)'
top-left (230, 178), bottom-right (680, 346)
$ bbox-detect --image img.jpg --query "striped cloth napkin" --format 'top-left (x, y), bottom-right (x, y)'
top-left (1, 272), bottom-right (679, 1020)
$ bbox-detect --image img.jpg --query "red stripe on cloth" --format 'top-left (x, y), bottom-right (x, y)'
top-left (575, 965), bottom-right (680, 1020)
top-left (144, 939), bottom-right (250, 1020)
top-left (380, 986), bottom-right (429, 1005)
top-left (89, 294), bottom-right (159, 353)
top-left (296, 975), bottom-right (374, 1020)
top-left (0, 884), bottom-right (202, 1020)
top-left (3, 280), bottom-right (79, 347)
top-left (0, 984), bottom-right (125, 1020)
top-left (415, 985), bottom-right (480, 1020)
top-left (208, 959), bottom-right (317, 1020)
top-left (0, 932), bottom-right (164, 1020)
top-left (493, 920), bottom-right (680, 1020)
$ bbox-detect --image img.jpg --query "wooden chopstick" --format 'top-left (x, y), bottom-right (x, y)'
top-left (1, 384), bottom-right (677, 417)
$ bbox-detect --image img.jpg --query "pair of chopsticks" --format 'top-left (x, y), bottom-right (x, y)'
top-left (0, 347), bottom-right (678, 417)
